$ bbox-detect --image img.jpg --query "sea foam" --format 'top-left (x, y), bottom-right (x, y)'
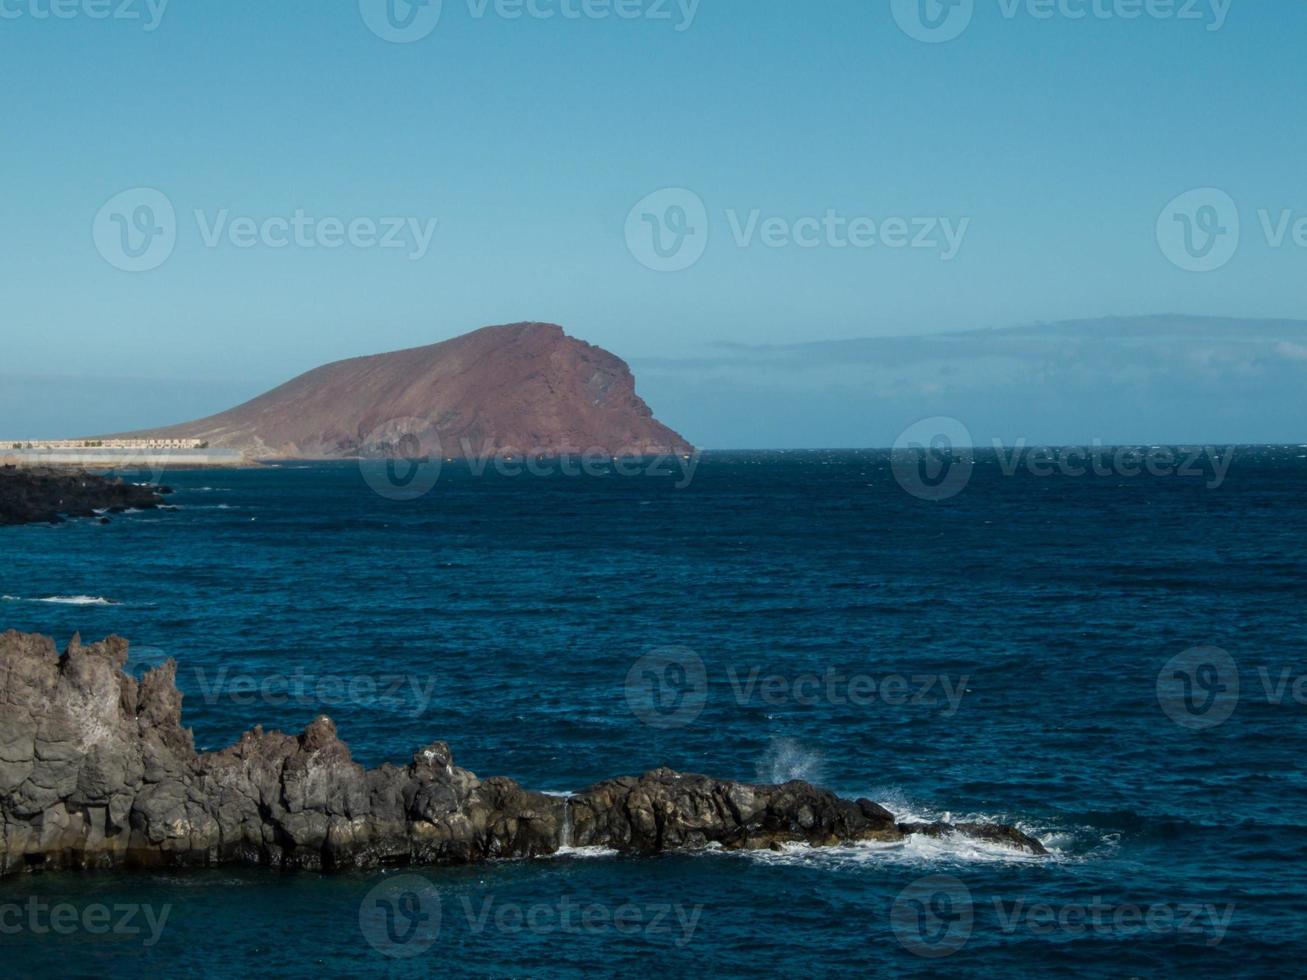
top-left (1, 594), bottom-right (120, 606)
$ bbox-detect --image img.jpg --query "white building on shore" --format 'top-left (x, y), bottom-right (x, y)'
top-left (4, 439), bottom-right (206, 450)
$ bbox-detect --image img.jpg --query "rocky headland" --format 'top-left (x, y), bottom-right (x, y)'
top-left (108, 322), bottom-right (692, 460)
top-left (0, 467), bottom-right (171, 527)
top-left (0, 631), bottom-right (1045, 876)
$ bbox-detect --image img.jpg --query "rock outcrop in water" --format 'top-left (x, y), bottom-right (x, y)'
top-left (0, 632), bottom-right (1045, 875)
top-left (107, 322), bottom-right (692, 460)
top-left (0, 467), bottom-right (170, 527)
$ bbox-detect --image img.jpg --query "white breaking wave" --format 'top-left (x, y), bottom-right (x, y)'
top-left (1, 595), bottom-right (119, 606)
top-left (543, 831), bottom-right (1059, 866)
top-left (549, 845), bottom-right (619, 860)
top-left (821, 786), bottom-right (1064, 865)
top-left (719, 831), bottom-right (1057, 870)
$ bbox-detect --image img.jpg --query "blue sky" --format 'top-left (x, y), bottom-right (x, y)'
top-left (3, 0), bottom-right (1305, 443)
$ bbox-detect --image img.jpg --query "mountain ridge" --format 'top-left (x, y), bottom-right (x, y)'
top-left (109, 322), bottom-right (692, 459)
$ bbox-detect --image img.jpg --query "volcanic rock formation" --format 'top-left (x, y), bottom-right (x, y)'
top-left (0, 631), bottom-right (1046, 876)
top-left (0, 467), bottom-right (170, 527)
top-left (108, 323), bottom-right (691, 460)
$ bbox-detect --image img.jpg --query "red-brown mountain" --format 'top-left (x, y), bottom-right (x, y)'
top-left (114, 323), bottom-right (691, 459)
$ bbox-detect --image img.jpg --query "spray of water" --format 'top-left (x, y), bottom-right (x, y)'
top-left (756, 738), bottom-right (826, 786)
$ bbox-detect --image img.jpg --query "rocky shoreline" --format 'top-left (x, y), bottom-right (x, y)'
top-left (0, 466), bottom-right (171, 527)
top-left (0, 631), bottom-right (1046, 876)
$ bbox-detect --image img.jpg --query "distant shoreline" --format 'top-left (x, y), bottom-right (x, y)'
top-left (0, 449), bottom-right (701, 471)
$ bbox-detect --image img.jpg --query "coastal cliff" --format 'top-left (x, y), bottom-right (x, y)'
top-left (0, 631), bottom-right (1045, 875)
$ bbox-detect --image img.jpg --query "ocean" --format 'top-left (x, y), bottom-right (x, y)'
top-left (2, 451), bottom-right (1305, 976)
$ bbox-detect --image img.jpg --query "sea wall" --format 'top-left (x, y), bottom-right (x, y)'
top-left (0, 449), bottom-right (247, 468)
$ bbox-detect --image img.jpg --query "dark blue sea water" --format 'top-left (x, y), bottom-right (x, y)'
top-left (2, 451), bottom-right (1305, 977)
